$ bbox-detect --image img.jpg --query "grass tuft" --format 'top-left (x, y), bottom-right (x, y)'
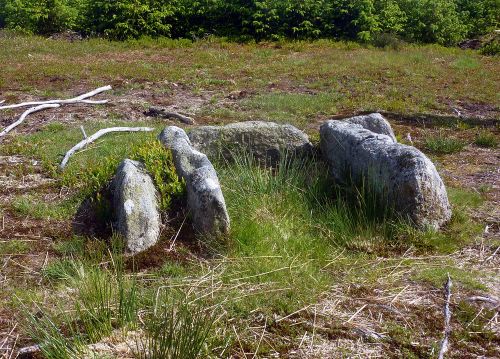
top-left (424, 132), bottom-right (466, 154)
top-left (474, 130), bottom-right (498, 148)
top-left (136, 292), bottom-right (214, 359)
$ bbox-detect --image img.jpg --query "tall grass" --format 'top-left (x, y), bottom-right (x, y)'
top-left (19, 239), bottom-right (139, 355)
top-left (21, 303), bottom-right (84, 359)
top-left (219, 153), bottom-right (397, 250)
top-left (210, 153), bottom-right (406, 317)
top-left (136, 292), bottom-right (214, 359)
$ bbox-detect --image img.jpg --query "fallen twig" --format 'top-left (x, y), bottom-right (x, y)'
top-left (0, 86), bottom-right (112, 138)
top-left (168, 215), bottom-right (188, 252)
top-left (0, 85), bottom-right (112, 110)
top-left (467, 296), bottom-right (499, 307)
top-left (59, 126), bottom-right (154, 169)
top-left (484, 246), bottom-right (499, 263)
top-left (438, 274), bottom-right (452, 359)
top-left (80, 125), bottom-right (87, 139)
top-left (252, 317), bottom-right (267, 359)
top-left (145, 106), bottom-right (195, 125)
top-left (345, 304), bottom-right (368, 324)
top-left (0, 104), bottom-right (60, 138)
top-left (8, 334), bottom-right (18, 359)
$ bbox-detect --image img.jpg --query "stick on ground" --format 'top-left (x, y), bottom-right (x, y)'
top-left (0, 85), bottom-right (112, 110)
top-left (438, 274), bottom-right (452, 359)
top-left (0, 85), bottom-right (112, 138)
top-left (0, 104), bottom-right (60, 138)
top-left (59, 127), bottom-right (155, 169)
top-left (145, 106), bottom-right (195, 125)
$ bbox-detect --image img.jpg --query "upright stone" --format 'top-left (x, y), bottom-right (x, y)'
top-left (159, 126), bottom-right (230, 236)
top-left (113, 159), bottom-right (161, 253)
top-left (320, 121), bottom-right (451, 230)
top-left (188, 121), bottom-right (313, 164)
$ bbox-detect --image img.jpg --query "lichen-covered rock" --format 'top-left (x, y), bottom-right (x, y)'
top-left (159, 126), bottom-right (230, 236)
top-left (113, 159), bottom-right (161, 253)
top-left (188, 121), bottom-right (313, 164)
top-left (320, 121), bottom-right (451, 230)
top-left (345, 113), bottom-right (397, 142)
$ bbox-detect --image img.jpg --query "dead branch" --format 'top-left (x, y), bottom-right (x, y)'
top-left (59, 126), bottom-right (154, 169)
top-left (0, 104), bottom-right (60, 139)
top-left (0, 85), bottom-right (112, 110)
top-left (438, 274), bottom-right (452, 359)
top-left (467, 296), bottom-right (499, 307)
top-left (80, 125), bottom-right (87, 139)
top-left (145, 106), bottom-right (195, 125)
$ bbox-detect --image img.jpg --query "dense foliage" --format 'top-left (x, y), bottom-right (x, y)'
top-left (0, 0), bottom-right (498, 45)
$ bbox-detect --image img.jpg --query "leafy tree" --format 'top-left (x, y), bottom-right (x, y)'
top-left (399, 0), bottom-right (467, 45)
top-left (0, 0), bottom-right (78, 34)
top-left (0, 0), bottom-right (498, 44)
top-left (81, 0), bottom-right (178, 40)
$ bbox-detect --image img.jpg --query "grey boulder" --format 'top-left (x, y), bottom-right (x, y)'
top-left (159, 126), bottom-right (230, 236)
top-left (113, 159), bottom-right (161, 253)
top-left (345, 113), bottom-right (397, 142)
top-left (320, 121), bottom-right (451, 230)
top-left (188, 121), bottom-right (313, 164)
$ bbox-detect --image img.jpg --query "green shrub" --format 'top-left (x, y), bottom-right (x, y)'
top-left (0, 0), bottom-right (79, 34)
top-left (371, 32), bottom-right (405, 49)
top-left (1, 0), bottom-right (498, 44)
top-left (81, 0), bottom-right (178, 40)
top-left (131, 140), bottom-right (185, 211)
top-left (480, 39), bottom-right (500, 56)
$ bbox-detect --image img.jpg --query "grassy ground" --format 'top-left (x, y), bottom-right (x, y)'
top-left (0, 32), bottom-right (499, 358)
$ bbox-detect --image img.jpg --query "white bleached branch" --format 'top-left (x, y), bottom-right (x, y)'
top-left (0, 85), bottom-right (112, 110)
top-left (59, 127), bottom-right (155, 169)
top-left (0, 104), bottom-right (60, 138)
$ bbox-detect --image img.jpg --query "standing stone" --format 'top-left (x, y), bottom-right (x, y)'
top-left (187, 121), bottom-right (313, 164)
top-left (113, 159), bottom-right (161, 253)
top-left (320, 121), bottom-right (452, 230)
top-left (159, 126), bottom-right (230, 236)
top-left (345, 113), bottom-right (397, 142)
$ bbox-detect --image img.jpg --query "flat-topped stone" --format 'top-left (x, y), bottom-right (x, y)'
top-left (188, 121), bottom-right (313, 164)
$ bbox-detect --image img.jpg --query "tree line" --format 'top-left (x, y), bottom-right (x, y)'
top-left (0, 0), bottom-right (498, 45)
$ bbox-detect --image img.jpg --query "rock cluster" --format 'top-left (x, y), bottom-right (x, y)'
top-left (110, 113), bottom-right (451, 254)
